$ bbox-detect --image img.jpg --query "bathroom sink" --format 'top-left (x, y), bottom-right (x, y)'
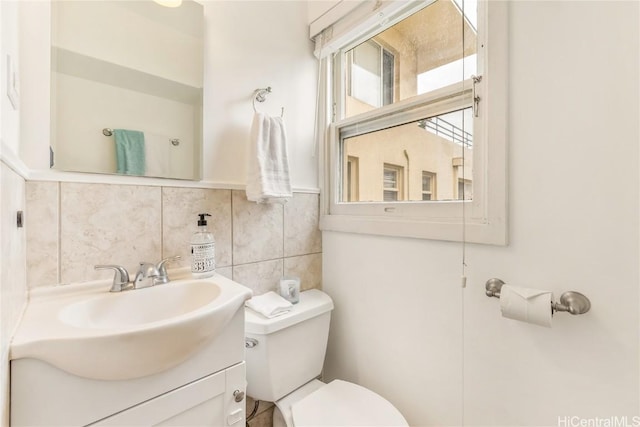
top-left (59, 280), bottom-right (222, 329)
top-left (10, 273), bottom-right (252, 381)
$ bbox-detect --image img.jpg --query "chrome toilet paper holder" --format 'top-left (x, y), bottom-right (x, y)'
top-left (485, 278), bottom-right (591, 315)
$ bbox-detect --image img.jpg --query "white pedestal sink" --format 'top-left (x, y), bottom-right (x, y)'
top-left (10, 271), bottom-right (253, 426)
top-left (11, 272), bottom-right (252, 380)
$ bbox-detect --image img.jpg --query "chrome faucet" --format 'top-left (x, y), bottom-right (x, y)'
top-left (133, 255), bottom-right (182, 288)
top-left (94, 265), bottom-right (132, 292)
top-left (133, 262), bottom-right (160, 289)
top-left (95, 255), bottom-right (181, 292)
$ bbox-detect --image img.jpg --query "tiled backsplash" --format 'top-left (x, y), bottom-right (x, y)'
top-left (26, 182), bottom-right (322, 295)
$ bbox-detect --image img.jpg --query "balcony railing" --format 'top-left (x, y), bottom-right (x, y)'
top-left (418, 117), bottom-right (473, 148)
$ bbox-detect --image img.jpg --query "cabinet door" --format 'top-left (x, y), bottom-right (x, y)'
top-left (91, 363), bottom-right (246, 427)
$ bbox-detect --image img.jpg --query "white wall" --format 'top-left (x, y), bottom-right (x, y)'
top-left (1, 0), bottom-right (19, 155)
top-left (323, 1), bottom-right (639, 426)
top-left (18, 0), bottom-right (50, 172)
top-left (203, 1), bottom-right (318, 189)
top-left (0, 1), bottom-right (29, 425)
top-left (0, 164), bottom-right (27, 427)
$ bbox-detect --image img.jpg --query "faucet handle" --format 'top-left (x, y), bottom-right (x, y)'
top-left (157, 255), bottom-right (181, 273)
top-left (155, 255), bottom-right (181, 284)
top-left (95, 265), bottom-right (131, 292)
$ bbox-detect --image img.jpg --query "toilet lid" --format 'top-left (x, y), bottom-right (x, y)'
top-left (291, 380), bottom-right (408, 427)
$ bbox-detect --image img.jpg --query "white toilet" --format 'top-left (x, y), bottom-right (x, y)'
top-left (245, 289), bottom-right (408, 427)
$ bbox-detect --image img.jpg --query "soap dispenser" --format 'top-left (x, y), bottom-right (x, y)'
top-left (191, 213), bottom-right (215, 278)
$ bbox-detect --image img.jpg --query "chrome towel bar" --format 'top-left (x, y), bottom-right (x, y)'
top-left (102, 128), bottom-right (180, 146)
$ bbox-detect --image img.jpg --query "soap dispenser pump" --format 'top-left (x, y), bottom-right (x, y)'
top-left (191, 213), bottom-right (215, 278)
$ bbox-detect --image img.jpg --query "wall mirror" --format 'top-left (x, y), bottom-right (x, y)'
top-left (50, 0), bottom-right (203, 180)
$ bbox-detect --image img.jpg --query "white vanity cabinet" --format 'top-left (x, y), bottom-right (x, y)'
top-left (92, 362), bottom-right (245, 427)
top-left (11, 307), bottom-right (247, 426)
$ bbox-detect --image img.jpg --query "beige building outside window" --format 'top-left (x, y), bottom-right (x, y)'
top-left (339, 0), bottom-right (476, 203)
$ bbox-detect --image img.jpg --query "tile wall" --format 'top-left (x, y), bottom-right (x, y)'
top-left (25, 182), bottom-right (322, 295)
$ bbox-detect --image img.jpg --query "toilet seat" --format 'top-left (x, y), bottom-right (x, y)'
top-left (274, 380), bottom-right (326, 427)
top-left (289, 379), bottom-right (408, 427)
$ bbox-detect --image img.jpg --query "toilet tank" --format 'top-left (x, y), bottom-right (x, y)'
top-left (245, 290), bottom-right (334, 402)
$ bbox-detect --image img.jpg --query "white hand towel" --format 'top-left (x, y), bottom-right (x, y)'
top-left (246, 112), bottom-right (292, 204)
top-left (144, 133), bottom-right (170, 178)
top-left (245, 291), bottom-right (293, 318)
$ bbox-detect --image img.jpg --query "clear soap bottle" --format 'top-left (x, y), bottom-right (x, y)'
top-left (191, 213), bottom-right (215, 278)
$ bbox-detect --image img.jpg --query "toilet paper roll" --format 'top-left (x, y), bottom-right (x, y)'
top-left (499, 285), bottom-right (553, 327)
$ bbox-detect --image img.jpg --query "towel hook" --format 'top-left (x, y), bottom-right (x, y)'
top-left (253, 86), bottom-right (284, 118)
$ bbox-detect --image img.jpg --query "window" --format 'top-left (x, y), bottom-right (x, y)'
top-left (347, 41), bottom-right (395, 112)
top-left (457, 178), bottom-right (472, 200)
top-left (320, 0), bottom-right (508, 244)
top-left (383, 164), bottom-right (404, 201)
top-left (339, 107), bottom-right (473, 203)
top-left (422, 172), bottom-right (436, 200)
top-left (345, 156), bottom-right (360, 202)
top-left (341, 1), bottom-right (477, 119)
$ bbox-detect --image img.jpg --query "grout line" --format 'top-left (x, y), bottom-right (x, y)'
top-left (232, 256), bottom-right (285, 268)
top-left (57, 182), bottom-right (62, 285)
top-left (282, 251), bottom-right (323, 259)
top-left (229, 190), bottom-right (234, 280)
top-left (282, 202), bottom-right (285, 277)
top-left (159, 186), bottom-right (164, 259)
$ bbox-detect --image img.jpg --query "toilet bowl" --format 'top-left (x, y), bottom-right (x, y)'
top-left (245, 289), bottom-right (408, 427)
top-left (273, 379), bottom-right (408, 427)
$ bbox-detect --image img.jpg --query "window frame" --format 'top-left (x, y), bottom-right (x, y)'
top-left (383, 163), bottom-right (404, 201)
top-left (319, 0), bottom-right (508, 245)
top-left (457, 178), bottom-right (472, 201)
top-left (345, 155), bottom-right (360, 202)
top-left (346, 40), bottom-right (396, 109)
top-left (422, 171), bottom-right (436, 201)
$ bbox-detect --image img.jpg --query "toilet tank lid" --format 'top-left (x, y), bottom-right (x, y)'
top-left (245, 289), bottom-right (334, 335)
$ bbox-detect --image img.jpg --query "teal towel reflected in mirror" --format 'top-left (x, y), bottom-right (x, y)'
top-left (114, 129), bottom-right (146, 176)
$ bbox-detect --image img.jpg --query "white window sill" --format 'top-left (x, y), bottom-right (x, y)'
top-left (320, 210), bottom-right (507, 245)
